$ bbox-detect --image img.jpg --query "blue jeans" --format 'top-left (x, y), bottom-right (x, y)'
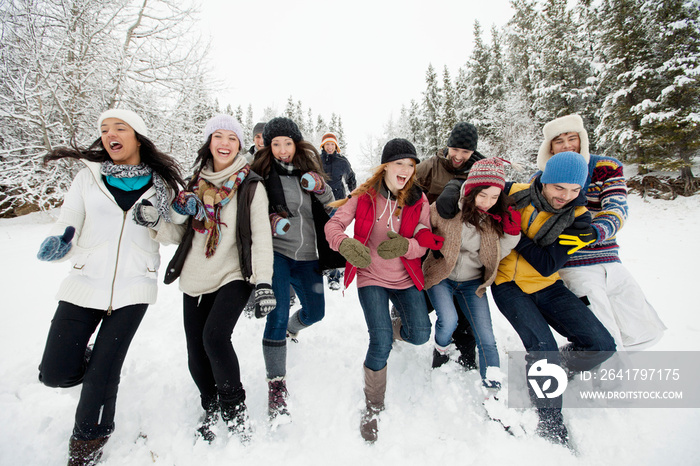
top-left (357, 285), bottom-right (431, 371)
top-left (264, 252), bottom-right (325, 341)
top-left (492, 280), bottom-right (616, 411)
top-left (427, 278), bottom-right (499, 380)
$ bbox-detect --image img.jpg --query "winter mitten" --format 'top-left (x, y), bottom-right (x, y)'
top-left (414, 229), bottom-right (445, 250)
top-left (37, 226), bottom-right (75, 261)
top-left (172, 191), bottom-right (200, 217)
top-left (242, 292), bottom-right (256, 319)
top-left (502, 207), bottom-right (522, 236)
top-left (558, 222), bottom-right (597, 255)
top-left (270, 213), bottom-right (291, 236)
top-left (254, 284), bottom-right (276, 319)
top-left (300, 172), bottom-right (326, 194)
top-left (338, 237), bottom-right (372, 268)
top-left (377, 231), bottom-right (409, 260)
top-left (133, 199), bottom-right (161, 229)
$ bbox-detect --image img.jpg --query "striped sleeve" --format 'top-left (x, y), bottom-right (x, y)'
top-left (588, 158), bottom-right (628, 243)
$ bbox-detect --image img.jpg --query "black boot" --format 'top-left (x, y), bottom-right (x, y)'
top-left (452, 308), bottom-right (477, 370)
top-left (67, 435), bottom-right (108, 466)
top-left (220, 387), bottom-right (252, 444)
top-left (195, 394), bottom-right (219, 443)
top-left (432, 347), bottom-right (450, 369)
top-left (536, 408), bottom-right (570, 447)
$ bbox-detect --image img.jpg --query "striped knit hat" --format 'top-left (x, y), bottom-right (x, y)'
top-left (320, 132), bottom-right (340, 153)
top-left (462, 158), bottom-right (506, 196)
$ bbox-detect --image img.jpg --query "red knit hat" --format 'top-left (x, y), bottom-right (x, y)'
top-left (462, 158), bottom-right (507, 196)
top-left (320, 132), bottom-right (340, 153)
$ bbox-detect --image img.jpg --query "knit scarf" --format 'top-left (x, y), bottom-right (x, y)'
top-left (192, 165), bottom-right (250, 257)
top-left (265, 158), bottom-right (302, 217)
top-left (101, 161), bottom-right (171, 222)
top-left (510, 176), bottom-right (576, 247)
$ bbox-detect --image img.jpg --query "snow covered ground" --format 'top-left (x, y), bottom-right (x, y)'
top-left (1, 193), bottom-right (699, 466)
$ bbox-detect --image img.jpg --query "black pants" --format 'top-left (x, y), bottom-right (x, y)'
top-left (183, 280), bottom-right (251, 406)
top-left (39, 301), bottom-right (148, 440)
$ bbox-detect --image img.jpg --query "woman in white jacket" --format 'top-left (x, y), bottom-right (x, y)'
top-left (37, 109), bottom-right (183, 466)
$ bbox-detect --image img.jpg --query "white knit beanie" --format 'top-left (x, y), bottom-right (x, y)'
top-left (203, 114), bottom-right (245, 147)
top-left (536, 114), bottom-right (590, 171)
top-left (97, 109), bottom-right (148, 138)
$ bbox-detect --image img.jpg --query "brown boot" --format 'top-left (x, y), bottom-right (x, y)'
top-left (360, 364), bottom-right (387, 443)
top-left (67, 436), bottom-right (108, 466)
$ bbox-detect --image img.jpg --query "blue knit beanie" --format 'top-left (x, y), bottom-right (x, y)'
top-left (540, 151), bottom-right (588, 188)
top-left (203, 115), bottom-right (245, 147)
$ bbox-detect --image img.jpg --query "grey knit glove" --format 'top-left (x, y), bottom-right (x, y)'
top-left (377, 231), bottom-right (409, 259)
top-left (254, 284), bottom-right (276, 319)
top-left (133, 200), bottom-right (161, 229)
top-left (338, 237), bottom-right (371, 268)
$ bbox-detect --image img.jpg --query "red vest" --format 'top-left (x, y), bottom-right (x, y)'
top-left (343, 190), bottom-right (426, 290)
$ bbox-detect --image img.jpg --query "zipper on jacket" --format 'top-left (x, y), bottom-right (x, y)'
top-left (107, 211), bottom-right (128, 315)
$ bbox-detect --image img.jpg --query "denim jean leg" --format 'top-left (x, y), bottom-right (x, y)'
top-left (452, 279), bottom-right (499, 380)
top-left (426, 280), bottom-right (460, 348)
top-left (390, 287), bottom-right (431, 346)
top-left (289, 259), bottom-right (325, 327)
top-left (265, 252), bottom-right (292, 341)
top-left (492, 282), bottom-right (561, 411)
top-left (357, 286), bottom-right (393, 372)
top-left (533, 281), bottom-right (616, 372)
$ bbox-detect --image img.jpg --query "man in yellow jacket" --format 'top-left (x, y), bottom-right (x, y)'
top-left (491, 152), bottom-right (616, 448)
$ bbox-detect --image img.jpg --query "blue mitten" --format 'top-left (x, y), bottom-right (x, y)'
top-left (37, 226), bottom-right (75, 261)
top-left (172, 192), bottom-right (200, 217)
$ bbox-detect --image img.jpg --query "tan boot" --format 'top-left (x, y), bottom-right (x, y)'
top-left (67, 436), bottom-right (108, 466)
top-left (360, 364), bottom-right (387, 443)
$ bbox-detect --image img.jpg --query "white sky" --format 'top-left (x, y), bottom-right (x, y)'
top-left (199, 0), bottom-right (515, 154)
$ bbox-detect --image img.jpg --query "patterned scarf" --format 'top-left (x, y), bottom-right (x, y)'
top-left (511, 176), bottom-right (577, 247)
top-left (101, 161), bottom-right (171, 222)
top-left (192, 165), bottom-right (250, 257)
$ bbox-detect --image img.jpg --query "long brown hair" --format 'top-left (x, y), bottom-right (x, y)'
top-left (460, 185), bottom-right (515, 237)
top-left (250, 140), bottom-right (323, 177)
top-left (44, 134), bottom-right (184, 193)
top-left (329, 162), bottom-right (418, 213)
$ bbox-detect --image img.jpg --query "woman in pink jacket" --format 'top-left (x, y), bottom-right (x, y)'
top-left (325, 138), bottom-right (442, 443)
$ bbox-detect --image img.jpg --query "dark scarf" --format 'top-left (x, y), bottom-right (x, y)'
top-left (265, 158), bottom-right (302, 217)
top-left (510, 175), bottom-right (577, 247)
top-left (101, 161), bottom-right (171, 222)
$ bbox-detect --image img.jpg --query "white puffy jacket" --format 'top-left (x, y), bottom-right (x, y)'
top-left (49, 161), bottom-right (163, 312)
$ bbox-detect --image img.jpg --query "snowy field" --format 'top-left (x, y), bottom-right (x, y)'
top-left (1, 193), bottom-right (699, 466)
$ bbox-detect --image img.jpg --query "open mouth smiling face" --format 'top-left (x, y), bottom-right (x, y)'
top-left (210, 129), bottom-right (240, 171)
top-left (101, 118), bottom-right (140, 165)
top-left (384, 158), bottom-right (415, 194)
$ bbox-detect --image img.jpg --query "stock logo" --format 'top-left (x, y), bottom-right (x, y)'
top-left (527, 359), bottom-right (568, 399)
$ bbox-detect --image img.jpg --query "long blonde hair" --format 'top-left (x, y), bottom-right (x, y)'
top-left (329, 162), bottom-right (418, 215)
